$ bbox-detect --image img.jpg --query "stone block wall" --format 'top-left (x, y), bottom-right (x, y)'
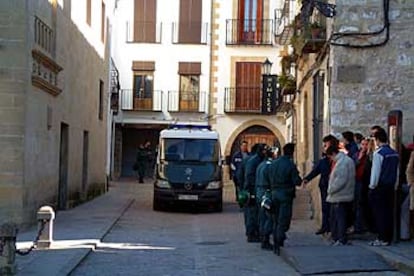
top-left (0, 0), bottom-right (27, 224)
top-left (0, 0), bottom-right (109, 226)
top-left (330, 0), bottom-right (414, 143)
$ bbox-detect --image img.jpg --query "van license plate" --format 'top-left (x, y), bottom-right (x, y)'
top-left (178, 194), bottom-right (198, 200)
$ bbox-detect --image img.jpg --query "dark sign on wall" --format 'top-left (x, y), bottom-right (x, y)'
top-left (261, 75), bottom-right (278, 114)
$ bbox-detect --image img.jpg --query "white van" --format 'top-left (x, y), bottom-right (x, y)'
top-left (153, 125), bottom-right (223, 212)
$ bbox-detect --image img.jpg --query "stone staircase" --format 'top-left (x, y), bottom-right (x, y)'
top-left (292, 188), bottom-right (313, 220)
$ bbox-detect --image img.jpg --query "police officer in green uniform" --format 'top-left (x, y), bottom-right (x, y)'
top-left (264, 143), bottom-right (302, 255)
top-left (256, 146), bottom-right (275, 250)
top-left (135, 143), bottom-right (148, 183)
top-left (240, 143), bottom-right (267, 242)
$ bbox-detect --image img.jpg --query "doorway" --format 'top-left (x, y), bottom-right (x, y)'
top-left (82, 130), bottom-right (89, 199)
top-left (58, 122), bottom-right (69, 210)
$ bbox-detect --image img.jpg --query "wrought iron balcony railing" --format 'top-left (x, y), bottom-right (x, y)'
top-left (167, 90), bottom-right (207, 112)
top-left (120, 89), bottom-right (163, 111)
top-left (224, 87), bottom-right (263, 113)
top-left (172, 22), bottom-right (208, 44)
top-left (126, 21), bottom-right (162, 43)
top-left (226, 19), bottom-right (273, 45)
top-left (274, 0), bottom-right (296, 45)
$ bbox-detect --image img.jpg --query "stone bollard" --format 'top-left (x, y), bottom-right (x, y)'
top-left (36, 206), bottom-right (55, 249)
top-left (0, 223), bottom-right (18, 275)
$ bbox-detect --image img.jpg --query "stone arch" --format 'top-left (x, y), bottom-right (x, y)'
top-left (224, 119), bottom-right (286, 157)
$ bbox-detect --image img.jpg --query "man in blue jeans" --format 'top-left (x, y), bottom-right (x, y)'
top-left (369, 128), bottom-right (399, 246)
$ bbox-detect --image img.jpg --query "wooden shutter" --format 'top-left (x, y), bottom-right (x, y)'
top-left (237, 0), bottom-right (245, 42)
top-left (178, 62), bottom-right (201, 75)
top-left (179, 0), bottom-right (202, 43)
top-left (134, 0), bottom-right (157, 42)
top-left (235, 62), bottom-right (261, 111)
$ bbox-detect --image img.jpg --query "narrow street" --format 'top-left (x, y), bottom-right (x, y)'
top-left (68, 180), bottom-right (402, 276)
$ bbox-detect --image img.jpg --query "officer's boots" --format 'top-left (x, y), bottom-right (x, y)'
top-left (261, 235), bottom-right (273, 250)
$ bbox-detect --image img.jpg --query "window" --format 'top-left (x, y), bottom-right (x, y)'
top-left (101, 1), bottom-right (105, 42)
top-left (178, 0), bottom-right (202, 43)
top-left (238, 0), bottom-right (263, 43)
top-left (133, 73), bottom-right (153, 99)
top-left (133, 0), bottom-right (157, 42)
top-left (178, 62), bottom-right (201, 111)
top-left (86, 0), bottom-right (92, 26)
top-left (162, 139), bottom-right (219, 162)
top-left (99, 80), bottom-right (104, 120)
top-left (131, 61), bottom-right (155, 110)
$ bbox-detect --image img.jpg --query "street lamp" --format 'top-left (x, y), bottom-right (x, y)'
top-left (262, 58), bottom-right (272, 75)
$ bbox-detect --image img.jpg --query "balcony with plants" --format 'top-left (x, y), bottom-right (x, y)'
top-left (290, 19), bottom-right (326, 54)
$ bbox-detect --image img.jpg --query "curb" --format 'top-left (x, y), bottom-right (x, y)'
top-left (66, 199), bottom-right (135, 275)
top-left (359, 244), bottom-right (414, 275)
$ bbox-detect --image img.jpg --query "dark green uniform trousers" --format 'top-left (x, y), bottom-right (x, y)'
top-left (271, 188), bottom-right (295, 246)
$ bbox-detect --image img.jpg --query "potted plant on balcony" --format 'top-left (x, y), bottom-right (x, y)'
top-left (281, 54), bottom-right (297, 76)
top-left (290, 35), bottom-right (302, 54)
top-left (309, 21), bottom-right (322, 39)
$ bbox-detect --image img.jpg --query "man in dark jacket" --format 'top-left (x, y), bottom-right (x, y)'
top-left (231, 140), bottom-right (249, 201)
top-left (264, 143), bottom-right (302, 255)
top-left (242, 143), bottom-right (267, 242)
top-left (135, 142), bottom-right (149, 183)
top-left (303, 134), bottom-right (339, 235)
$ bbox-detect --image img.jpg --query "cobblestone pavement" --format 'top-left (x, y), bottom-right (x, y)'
top-left (70, 181), bottom-right (403, 276)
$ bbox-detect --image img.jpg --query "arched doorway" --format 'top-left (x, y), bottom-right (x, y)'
top-left (229, 125), bottom-right (281, 159)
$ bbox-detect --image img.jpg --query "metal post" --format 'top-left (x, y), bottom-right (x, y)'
top-left (0, 223), bottom-right (18, 275)
top-left (36, 206), bottom-right (55, 249)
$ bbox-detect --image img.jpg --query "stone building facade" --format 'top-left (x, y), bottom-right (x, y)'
top-left (0, 0), bottom-right (110, 226)
top-left (289, 0), bottom-right (414, 226)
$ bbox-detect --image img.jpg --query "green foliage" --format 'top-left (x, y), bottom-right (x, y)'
top-left (278, 74), bottom-right (296, 89)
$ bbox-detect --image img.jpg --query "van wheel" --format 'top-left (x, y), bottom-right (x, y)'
top-left (153, 198), bottom-right (163, 211)
top-left (214, 201), bottom-right (223, 212)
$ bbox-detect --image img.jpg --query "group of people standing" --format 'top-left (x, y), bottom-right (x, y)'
top-left (231, 125), bottom-right (414, 255)
top-left (231, 141), bottom-right (301, 255)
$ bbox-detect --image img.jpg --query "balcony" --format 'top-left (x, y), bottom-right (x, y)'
top-left (126, 21), bottom-right (162, 43)
top-left (277, 93), bottom-right (294, 113)
top-left (172, 22), bottom-right (208, 44)
top-left (291, 21), bottom-right (326, 54)
top-left (224, 87), bottom-right (264, 114)
top-left (167, 91), bottom-right (207, 112)
top-left (34, 16), bottom-right (55, 54)
top-left (226, 19), bottom-right (273, 45)
top-left (120, 89), bottom-right (162, 111)
top-left (274, 0), bottom-right (296, 45)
